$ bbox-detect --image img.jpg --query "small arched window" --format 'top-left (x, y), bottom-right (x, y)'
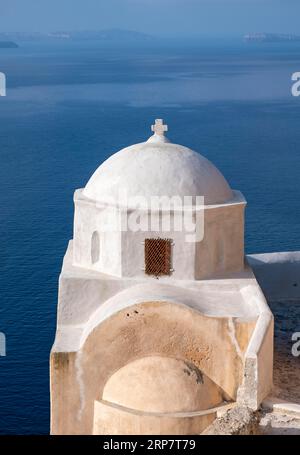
top-left (91, 231), bottom-right (100, 264)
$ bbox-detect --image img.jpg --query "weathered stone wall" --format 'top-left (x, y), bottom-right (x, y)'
top-left (202, 406), bottom-right (259, 435)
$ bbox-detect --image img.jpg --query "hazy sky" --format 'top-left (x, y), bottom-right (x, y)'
top-left (0, 0), bottom-right (299, 36)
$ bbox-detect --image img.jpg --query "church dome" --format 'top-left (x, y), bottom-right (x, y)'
top-left (83, 119), bottom-right (233, 206)
top-left (102, 356), bottom-right (225, 413)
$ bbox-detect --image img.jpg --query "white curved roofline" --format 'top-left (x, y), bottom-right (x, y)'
top-left (83, 139), bottom-right (234, 206)
top-left (76, 187), bottom-right (245, 209)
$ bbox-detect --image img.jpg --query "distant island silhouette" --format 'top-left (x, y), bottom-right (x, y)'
top-left (0, 29), bottom-right (155, 43)
top-left (0, 41), bottom-right (18, 48)
top-left (244, 33), bottom-right (300, 43)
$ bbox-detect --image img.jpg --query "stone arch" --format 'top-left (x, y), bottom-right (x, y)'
top-left (51, 301), bottom-right (254, 434)
top-left (81, 301), bottom-right (243, 401)
top-left (91, 231), bottom-right (100, 264)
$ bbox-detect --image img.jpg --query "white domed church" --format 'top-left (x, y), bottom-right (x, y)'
top-left (50, 120), bottom-right (274, 435)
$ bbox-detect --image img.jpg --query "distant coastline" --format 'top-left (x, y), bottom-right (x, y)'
top-left (0, 41), bottom-right (18, 48)
top-left (244, 33), bottom-right (300, 43)
top-left (0, 29), bottom-right (154, 43)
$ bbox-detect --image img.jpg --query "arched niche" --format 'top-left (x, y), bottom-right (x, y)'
top-left (51, 301), bottom-right (255, 434)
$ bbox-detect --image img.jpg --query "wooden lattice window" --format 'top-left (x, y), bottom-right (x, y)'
top-left (144, 238), bottom-right (172, 276)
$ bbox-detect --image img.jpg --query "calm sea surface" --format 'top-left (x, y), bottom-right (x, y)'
top-left (0, 39), bottom-right (300, 433)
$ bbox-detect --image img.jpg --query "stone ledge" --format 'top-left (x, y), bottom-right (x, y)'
top-left (262, 396), bottom-right (300, 417)
top-left (201, 406), bottom-right (259, 435)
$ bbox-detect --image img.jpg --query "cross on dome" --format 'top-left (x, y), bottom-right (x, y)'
top-left (151, 119), bottom-right (168, 136)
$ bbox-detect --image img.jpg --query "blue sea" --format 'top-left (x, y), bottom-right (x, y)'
top-left (1, 38), bottom-right (300, 434)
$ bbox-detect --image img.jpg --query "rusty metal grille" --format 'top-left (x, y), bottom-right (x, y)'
top-left (144, 238), bottom-right (172, 276)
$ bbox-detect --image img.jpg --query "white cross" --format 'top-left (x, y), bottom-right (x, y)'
top-left (151, 119), bottom-right (168, 136)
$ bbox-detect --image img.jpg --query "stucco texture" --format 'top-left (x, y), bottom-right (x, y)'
top-left (51, 300), bottom-right (255, 434)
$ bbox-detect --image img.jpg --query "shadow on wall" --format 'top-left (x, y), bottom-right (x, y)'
top-left (91, 231), bottom-right (100, 264)
top-left (247, 252), bottom-right (300, 302)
